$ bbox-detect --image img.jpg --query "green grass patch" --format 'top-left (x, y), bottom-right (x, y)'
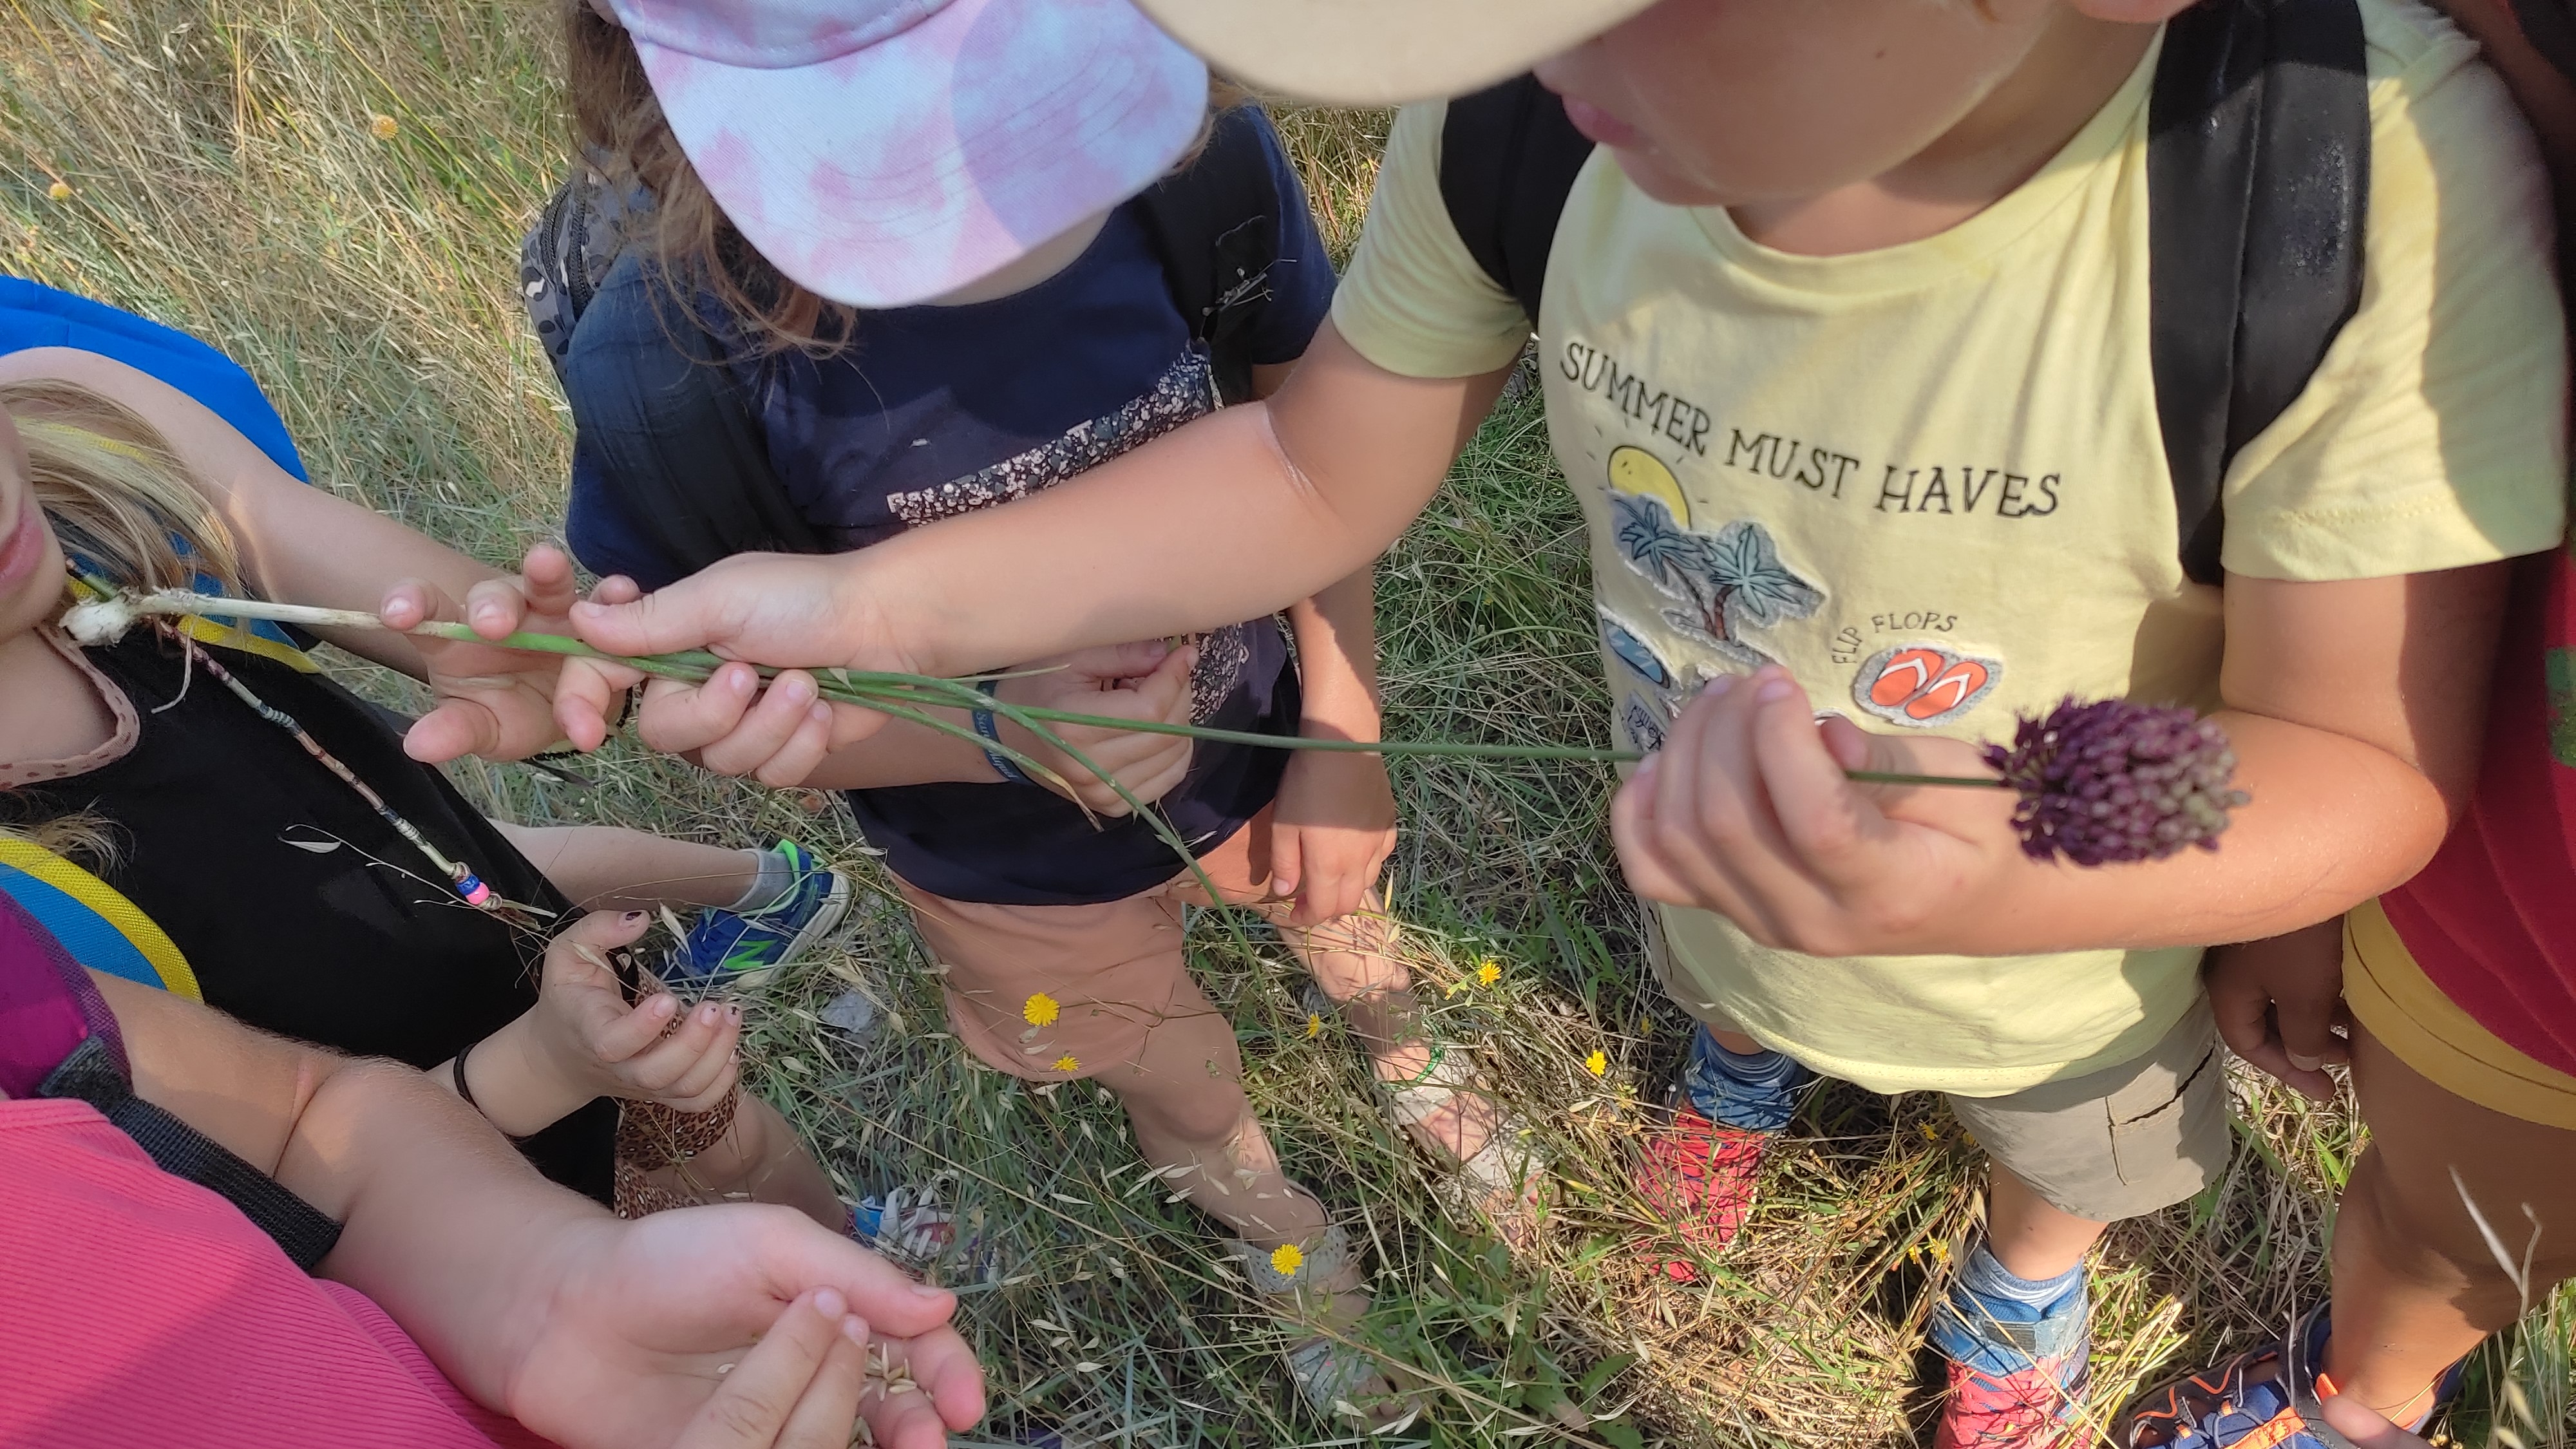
top-left (6, 3), bottom-right (2571, 1444)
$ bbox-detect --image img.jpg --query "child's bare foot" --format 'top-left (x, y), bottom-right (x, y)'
top-left (1311, 980), bottom-right (1543, 1240)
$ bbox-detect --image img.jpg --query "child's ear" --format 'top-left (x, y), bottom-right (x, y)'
top-left (2067, 0), bottom-right (2199, 21)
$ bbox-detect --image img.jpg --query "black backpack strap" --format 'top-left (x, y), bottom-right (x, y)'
top-left (1133, 105), bottom-right (1294, 404)
top-left (2148, 0), bottom-right (2370, 586)
top-left (41, 1034), bottom-right (345, 1273)
top-left (560, 251), bottom-right (827, 580)
top-left (1436, 75), bottom-right (1598, 335)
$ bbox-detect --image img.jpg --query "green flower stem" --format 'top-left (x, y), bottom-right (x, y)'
top-left (184, 606), bottom-right (2011, 792)
top-left (1844, 770), bottom-right (2014, 790)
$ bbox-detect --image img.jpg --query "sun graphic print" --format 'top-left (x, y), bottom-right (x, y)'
top-left (1604, 445), bottom-right (1823, 670)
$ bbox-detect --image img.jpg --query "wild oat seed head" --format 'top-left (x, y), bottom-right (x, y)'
top-left (1980, 697), bottom-right (2250, 866)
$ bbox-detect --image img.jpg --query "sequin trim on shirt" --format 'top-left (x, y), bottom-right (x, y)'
top-left (887, 350), bottom-right (1252, 723)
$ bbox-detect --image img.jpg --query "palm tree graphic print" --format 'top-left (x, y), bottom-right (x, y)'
top-left (1605, 446), bottom-right (1823, 668)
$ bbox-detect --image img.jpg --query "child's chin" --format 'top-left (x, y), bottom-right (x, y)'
top-left (1605, 149), bottom-right (1736, 209)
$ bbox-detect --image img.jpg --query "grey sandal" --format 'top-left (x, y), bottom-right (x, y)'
top-left (1227, 1226), bottom-right (1420, 1432)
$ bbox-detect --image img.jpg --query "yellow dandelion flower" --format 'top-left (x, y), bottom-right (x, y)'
top-left (368, 113), bottom-right (399, 140)
top-left (1305, 1013), bottom-right (1321, 1039)
top-left (1052, 1054), bottom-right (1080, 1073)
top-left (1269, 1243), bottom-right (1303, 1277)
top-left (1022, 992), bottom-right (1059, 1027)
top-left (1920, 1122), bottom-right (1940, 1142)
top-left (1584, 1048), bottom-right (1609, 1077)
top-left (1475, 958), bottom-right (1502, 987)
top-left (46, 180), bottom-right (71, 202)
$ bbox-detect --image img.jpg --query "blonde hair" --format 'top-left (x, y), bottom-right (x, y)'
top-left (0, 381), bottom-right (225, 866)
top-left (0, 819), bottom-right (121, 870)
top-left (1, 379), bottom-right (241, 598)
top-left (562, 0), bottom-right (1248, 356)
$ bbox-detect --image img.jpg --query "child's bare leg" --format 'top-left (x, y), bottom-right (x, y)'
top-left (2325, 1025), bottom-right (2576, 1416)
top-left (1115, 990), bottom-right (1335, 1247)
top-left (1263, 901), bottom-right (1500, 1165)
top-left (494, 822), bottom-right (761, 911)
top-left (1987, 1161), bottom-right (2111, 1280)
top-left (637, 1090), bottom-right (846, 1231)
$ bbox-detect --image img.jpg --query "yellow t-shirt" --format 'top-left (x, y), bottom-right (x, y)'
top-left (1334, 0), bottom-right (2569, 1095)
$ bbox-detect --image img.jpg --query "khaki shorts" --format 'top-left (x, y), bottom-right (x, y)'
top-left (896, 810), bottom-right (1287, 1083)
top-left (1652, 924), bottom-right (2228, 1222)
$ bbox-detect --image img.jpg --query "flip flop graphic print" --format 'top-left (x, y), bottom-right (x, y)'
top-left (1852, 643), bottom-right (2002, 727)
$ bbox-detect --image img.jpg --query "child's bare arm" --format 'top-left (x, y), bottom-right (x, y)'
top-left (1611, 561), bottom-right (2511, 959)
top-left (1273, 569), bottom-right (1399, 925)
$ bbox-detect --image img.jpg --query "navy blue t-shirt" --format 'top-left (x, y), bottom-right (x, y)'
top-left (567, 111), bottom-right (1336, 907)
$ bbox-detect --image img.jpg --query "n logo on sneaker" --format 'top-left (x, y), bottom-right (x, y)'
top-left (1853, 643), bottom-right (2002, 728)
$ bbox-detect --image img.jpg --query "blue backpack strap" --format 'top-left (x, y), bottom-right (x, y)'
top-left (0, 838), bottom-right (202, 998)
top-left (2148, 0), bottom-right (2371, 586)
top-left (1132, 104), bottom-right (1296, 405)
top-left (0, 893), bottom-right (343, 1271)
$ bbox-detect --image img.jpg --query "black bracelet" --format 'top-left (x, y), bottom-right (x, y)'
top-left (451, 1036), bottom-right (486, 1113)
top-left (971, 679), bottom-right (1032, 784)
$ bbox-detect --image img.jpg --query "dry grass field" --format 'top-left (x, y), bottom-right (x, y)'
top-left (5, 1), bottom-right (2571, 1444)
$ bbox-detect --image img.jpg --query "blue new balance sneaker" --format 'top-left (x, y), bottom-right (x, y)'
top-left (669, 840), bottom-right (852, 994)
top-left (2115, 1307), bottom-right (2463, 1449)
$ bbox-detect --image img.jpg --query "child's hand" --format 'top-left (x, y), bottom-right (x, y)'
top-left (567, 552), bottom-right (914, 772)
top-left (1269, 741), bottom-right (1397, 927)
top-left (501, 1207), bottom-right (985, 1449)
top-left (393, 545), bottom-right (646, 763)
top-left (2204, 920), bottom-right (2349, 1103)
top-left (1609, 666), bottom-right (2021, 957)
top-left (990, 639), bottom-right (1200, 815)
top-left (531, 911), bottom-right (742, 1113)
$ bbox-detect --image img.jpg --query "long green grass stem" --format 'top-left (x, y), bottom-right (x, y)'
top-left (84, 593), bottom-right (2014, 790)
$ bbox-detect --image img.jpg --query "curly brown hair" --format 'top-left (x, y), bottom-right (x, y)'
top-left (563, 0), bottom-right (1244, 355)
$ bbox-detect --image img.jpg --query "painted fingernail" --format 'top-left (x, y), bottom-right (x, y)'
top-left (700, 1004), bottom-right (723, 1025)
top-left (815, 1287), bottom-right (848, 1320)
top-left (621, 910), bottom-right (646, 923)
top-left (726, 1003), bottom-right (742, 1023)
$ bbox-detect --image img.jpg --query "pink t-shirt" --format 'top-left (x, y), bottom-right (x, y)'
top-left (0, 1097), bottom-right (554, 1449)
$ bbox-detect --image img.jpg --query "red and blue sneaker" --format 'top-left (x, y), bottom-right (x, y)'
top-left (1638, 1027), bottom-right (1814, 1253)
top-left (1930, 1244), bottom-right (2092, 1449)
top-left (2116, 1307), bottom-right (2462, 1449)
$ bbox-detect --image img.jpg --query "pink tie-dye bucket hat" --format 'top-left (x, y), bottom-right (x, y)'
top-left (606, 0), bottom-right (1209, 308)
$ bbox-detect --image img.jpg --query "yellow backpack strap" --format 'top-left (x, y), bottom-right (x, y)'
top-left (0, 838), bottom-right (202, 1000)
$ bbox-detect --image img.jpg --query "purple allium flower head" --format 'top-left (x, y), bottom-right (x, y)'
top-left (1979, 698), bottom-right (2250, 867)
